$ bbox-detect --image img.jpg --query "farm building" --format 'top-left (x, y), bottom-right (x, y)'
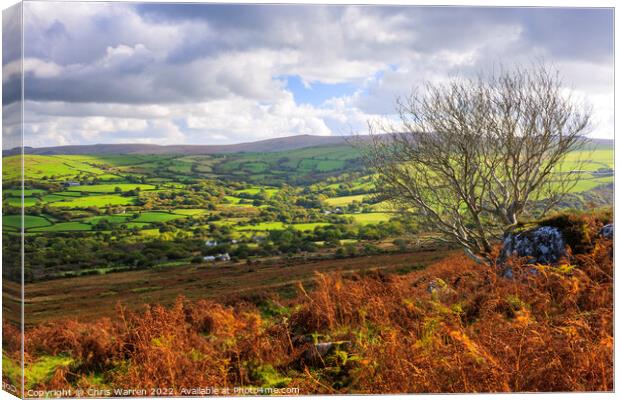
top-left (217, 253), bottom-right (231, 261)
top-left (203, 253), bottom-right (231, 262)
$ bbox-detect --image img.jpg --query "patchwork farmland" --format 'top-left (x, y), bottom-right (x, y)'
top-left (2, 142), bottom-right (613, 266)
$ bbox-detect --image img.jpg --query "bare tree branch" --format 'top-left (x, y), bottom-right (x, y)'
top-left (361, 63), bottom-right (591, 264)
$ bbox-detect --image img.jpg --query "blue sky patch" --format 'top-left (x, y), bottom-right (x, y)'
top-left (283, 75), bottom-right (358, 106)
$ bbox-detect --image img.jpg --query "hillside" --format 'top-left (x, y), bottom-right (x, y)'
top-left (3, 211), bottom-right (612, 393)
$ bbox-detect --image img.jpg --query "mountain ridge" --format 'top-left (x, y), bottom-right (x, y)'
top-left (3, 134), bottom-right (364, 156)
top-left (2, 134), bottom-right (613, 156)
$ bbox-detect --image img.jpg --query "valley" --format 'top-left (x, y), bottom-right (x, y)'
top-left (1, 136), bottom-right (614, 327)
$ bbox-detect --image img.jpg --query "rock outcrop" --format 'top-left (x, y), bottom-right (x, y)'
top-left (500, 226), bottom-right (566, 267)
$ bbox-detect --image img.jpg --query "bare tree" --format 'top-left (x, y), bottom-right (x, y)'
top-left (364, 65), bottom-right (592, 264)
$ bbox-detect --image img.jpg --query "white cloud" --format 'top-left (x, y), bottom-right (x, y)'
top-left (22, 94), bottom-right (343, 147)
top-left (15, 3), bottom-right (613, 146)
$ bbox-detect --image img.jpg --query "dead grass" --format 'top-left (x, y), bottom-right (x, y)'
top-left (8, 212), bottom-right (614, 394)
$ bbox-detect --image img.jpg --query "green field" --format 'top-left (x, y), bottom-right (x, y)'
top-left (221, 196), bottom-right (256, 207)
top-left (236, 222), bottom-right (286, 231)
top-left (214, 144), bottom-right (361, 182)
top-left (58, 154), bottom-right (165, 167)
top-left (49, 194), bottom-right (135, 208)
top-left (3, 154), bottom-right (181, 182)
top-left (299, 158), bottom-right (345, 172)
top-left (3, 215), bottom-right (53, 230)
top-left (567, 176), bottom-right (614, 193)
top-left (172, 209), bottom-right (209, 216)
top-left (3, 155), bottom-right (114, 181)
top-left (6, 197), bottom-right (40, 207)
top-left (325, 194), bottom-right (368, 206)
top-left (4, 189), bottom-right (46, 197)
top-left (124, 222), bottom-right (152, 229)
top-left (325, 180), bottom-right (375, 192)
top-left (232, 222), bottom-right (335, 232)
top-left (134, 212), bottom-right (187, 223)
top-left (66, 184), bottom-right (155, 193)
top-left (83, 215), bottom-right (132, 224)
top-left (342, 212), bottom-right (393, 224)
top-left (370, 200), bottom-right (397, 212)
top-left (39, 195), bottom-right (67, 203)
top-left (223, 196), bottom-right (242, 204)
top-left (292, 222), bottom-right (332, 231)
top-left (209, 218), bottom-right (249, 227)
top-left (51, 191), bottom-right (82, 197)
top-left (234, 187), bottom-right (279, 196)
top-left (138, 228), bottom-right (162, 237)
top-left (562, 148), bottom-right (614, 168)
top-left (30, 222), bottom-right (92, 232)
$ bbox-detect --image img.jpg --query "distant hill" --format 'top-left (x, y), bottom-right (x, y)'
top-left (2, 134), bottom-right (612, 156)
top-left (584, 138), bottom-right (615, 150)
top-left (3, 134), bottom-right (368, 156)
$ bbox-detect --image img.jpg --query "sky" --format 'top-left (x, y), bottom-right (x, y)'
top-left (2, 2), bottom-right (614, 147)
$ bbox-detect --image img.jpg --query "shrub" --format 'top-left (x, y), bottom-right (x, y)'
top-left (540, 212), bottom-right (596, 254)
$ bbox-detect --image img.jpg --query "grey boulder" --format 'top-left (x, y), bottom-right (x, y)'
top-left (500, 226), bottom-right (566, 266)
